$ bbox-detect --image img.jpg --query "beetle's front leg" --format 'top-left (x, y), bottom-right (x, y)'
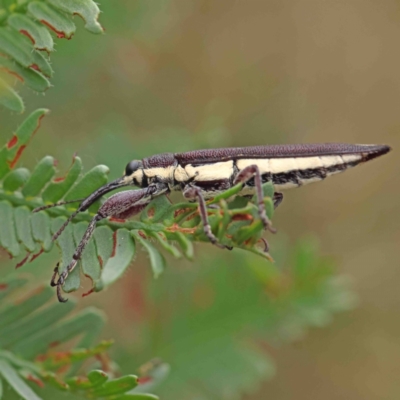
top-left (53, 185), bottom-right (165, 302)
top-left (53, 213), bottom-right (104, 302)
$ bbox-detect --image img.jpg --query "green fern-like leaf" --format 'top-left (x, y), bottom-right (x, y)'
top-left (0, 274), bottom-right (165, 400)
top-left (0, 109), bottom-right (276, 300)
top-left (131, 240), bottom-right (357, 400)
top-left (0, 0), bottom-right (103, 113)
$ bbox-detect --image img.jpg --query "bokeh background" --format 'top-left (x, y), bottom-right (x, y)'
top-left (0, 1), bottom-right (399, 399)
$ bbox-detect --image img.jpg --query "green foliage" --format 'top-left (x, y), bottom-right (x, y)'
top-left (0, 110), bottom-right (358, 399)
top-left (0, 109), bottom-right (276, 300)
top-left (0, 0), bottom-right (103, 113)
top-left (0, 274), bottom-right (165, 400)
top-left (132, 241), bottom-right (357, 400)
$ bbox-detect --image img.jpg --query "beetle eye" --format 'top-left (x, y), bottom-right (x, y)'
top-left (125, 160), bottom-right (140, 176)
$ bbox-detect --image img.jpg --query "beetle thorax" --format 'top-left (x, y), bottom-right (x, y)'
top-left (142, 165), bottom-right (176, 186)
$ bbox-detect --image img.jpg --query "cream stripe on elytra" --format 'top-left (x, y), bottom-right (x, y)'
top-left (269, 158), bottom-right (298, 173)
top-left (319, 155), bottom-right (343, 168)
top-left (341, 154), bottom-right (362, 164)
top-left (295, 156), bottom-right (323, 171)
top-left (185, 161), bottom-right (234, 181)
top-left (237, 155), bottom-right (347, 176)
top-left (236, 159), bottom-right (270, 173)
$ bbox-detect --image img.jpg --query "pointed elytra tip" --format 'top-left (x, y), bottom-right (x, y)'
top-left (363, 144), bottom-right (391, 162)
top-left (377, 144), bottom-right (392, 155)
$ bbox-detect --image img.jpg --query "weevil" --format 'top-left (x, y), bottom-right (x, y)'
top-left (34, 143), bottom-right (391, 302)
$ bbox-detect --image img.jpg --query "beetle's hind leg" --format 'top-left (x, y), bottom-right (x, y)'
top-left (273, 192), bottom-right (283, 209)
top-left (233, 165), bottom-right (276, 233)
top-left (257, 193), bottom-right (283, 253)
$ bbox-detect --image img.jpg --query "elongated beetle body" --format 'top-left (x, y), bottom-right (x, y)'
top-left (35, 143), bottom-right (391, 302)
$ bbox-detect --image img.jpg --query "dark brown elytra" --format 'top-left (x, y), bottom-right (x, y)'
top-left (174, 143), bottom-right (390, 165)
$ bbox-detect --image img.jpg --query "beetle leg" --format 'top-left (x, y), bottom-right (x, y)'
top-left (259, 237), bottom-right (270, 253)
top-left (53, 186), bottom-right (161, 302)
top-left (112, 203), bottom-right (148, 220)
top-left (233, 165), bottom-right (276, 233)
top-left (182, 185), bottom-right (231, 249)
top-left (273, 192), bottom-right (283, 209)
top-left (55, 213), bottom-right (104, 302)
top-left (50, 263), bottom-right (59, 287)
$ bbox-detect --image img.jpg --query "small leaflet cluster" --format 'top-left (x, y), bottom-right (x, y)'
top-left (0, 275), bottom-right (165, 400)
top-left (0, 109), bottom-right (275, 298)
top-left (0, 0), bottom-right (104, 113)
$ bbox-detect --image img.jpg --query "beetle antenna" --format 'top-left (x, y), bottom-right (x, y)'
top-left (33, 198), bottom-right (86, 213)
top-left (51, 209), bottom-right (80, 242)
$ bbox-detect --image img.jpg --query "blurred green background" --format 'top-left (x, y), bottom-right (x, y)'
top-left (0, 1), bottom-right (399, 399)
